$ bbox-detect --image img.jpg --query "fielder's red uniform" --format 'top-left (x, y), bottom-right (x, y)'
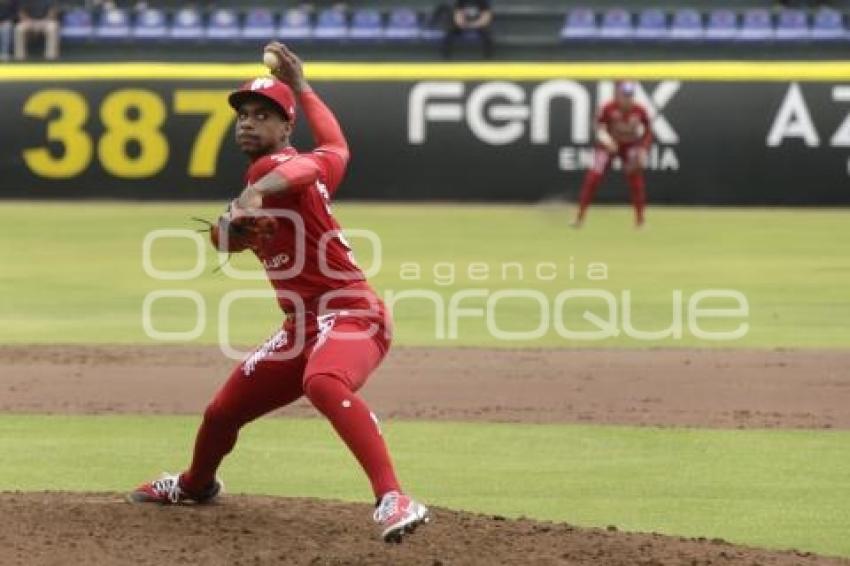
top-left (576, 100), bottom-right (652, 225)
top-left (180, 84), bottom-right (400, 500)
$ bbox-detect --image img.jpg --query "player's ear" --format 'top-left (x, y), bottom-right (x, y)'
top-left (280, 119), bottom-right (293, 142)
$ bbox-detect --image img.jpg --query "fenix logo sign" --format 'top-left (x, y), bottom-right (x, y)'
top-left (407, 80), bottom-right (682, 172)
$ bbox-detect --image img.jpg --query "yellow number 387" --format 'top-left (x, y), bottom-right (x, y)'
top-left (23, 88), bottom-right (233, 180)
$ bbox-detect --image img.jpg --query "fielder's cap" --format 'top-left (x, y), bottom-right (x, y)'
top-left (617, 80), bottom-right (637, 96)
top-left (228, 77), bottom-right (297, 121)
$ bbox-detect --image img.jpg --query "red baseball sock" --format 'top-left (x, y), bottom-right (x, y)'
top-left (627, 171), bottom-right (646, 225)
top-left (305, 374), bottom-right (401, 499)
top-left (577, 171), bottom-right (603, 221)
top-left (180, 404), bottom-right (240, 494)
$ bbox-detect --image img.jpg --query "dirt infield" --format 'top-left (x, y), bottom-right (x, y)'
top-left (1, 492), bottom-right (846, 566)
top-left (2, 345), bottom-right (849, 428)
top-left (2, 344), bottom-right (849, 565)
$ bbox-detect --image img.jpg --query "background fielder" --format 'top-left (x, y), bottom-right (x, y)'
top-left (572, 80), bottom-right (653, 228)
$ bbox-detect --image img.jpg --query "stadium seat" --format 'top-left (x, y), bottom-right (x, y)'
top-left (704, 9), bottom-right (737, 41)
top-left (386, 8), bottom-right (420, 40)
top-left (279, 8), bottom-right (312, 40)
top-left (350, 9), bottom-right (384, 40)
top-left (133, 8), bottom-right (167, 40)
top-left (60, 8), bottom-right (93, 40)
top-left (242, 8), bottom-right (276, 40)
top-left (775, 9), bottom-right (809, 41)
top-left (206, 8), bottom-right (239, 40)
top-left (634, 9), bottom-right (667, 41)
top-left (169, 8), bottom-right (203, 40)
top-left (420, 13), bottom-right (445, 42)
top-left (599, 8), bottom-right (632, 40)
top-left (314, 8), bottom-right (348, 40)
top-left (738, 9), bottom-right (774, 41)
top-left (811, 7), bottom-right (846, 41)
top-left (95, 8), bottom-right (131, 39)
top-left (561, 9), bottom-right (597, 40)
top-left (669, 9), bottom-right (703, 40)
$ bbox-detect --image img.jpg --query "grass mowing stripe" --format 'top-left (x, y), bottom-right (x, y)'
top-left (0, 203), bottom-right (848, 348)
top-left (0, 414), bottom-right (848, 557)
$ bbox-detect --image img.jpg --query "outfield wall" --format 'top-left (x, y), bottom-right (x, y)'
top-left (1, 62), bottom-right (848, 204)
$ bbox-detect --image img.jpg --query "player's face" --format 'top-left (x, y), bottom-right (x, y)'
top-left (235, 98), bottom-right (292, 158)
top-left (616, 91), bottom-right (634, 110)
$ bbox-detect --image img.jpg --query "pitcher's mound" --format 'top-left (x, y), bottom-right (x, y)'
top-left (0, 492), bottom-right (844, 565)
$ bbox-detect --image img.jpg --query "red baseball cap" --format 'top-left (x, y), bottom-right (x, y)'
top-left (228, 77), bottom-right (297, 121)
top-left (616, 80), bottom-right (637, 96)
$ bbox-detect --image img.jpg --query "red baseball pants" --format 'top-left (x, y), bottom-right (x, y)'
top-left (180, 308), bottom-right (400, 500)
top-left (577, 144), bottom-right (646, 225)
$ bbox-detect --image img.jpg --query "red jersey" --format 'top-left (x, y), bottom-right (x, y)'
top-left (243, 91), bottom-right (368, 315)
top-left (598, 101), bottom-right (652, 147)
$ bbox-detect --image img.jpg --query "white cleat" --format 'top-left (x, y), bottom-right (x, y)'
top-left (373, 491), bottom-right (430, 543)
top-left (127, 472), bottom-right (223, 505)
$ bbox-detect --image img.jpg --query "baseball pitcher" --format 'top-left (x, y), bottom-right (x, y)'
top-left (128, 43), bottom-right (429, 543)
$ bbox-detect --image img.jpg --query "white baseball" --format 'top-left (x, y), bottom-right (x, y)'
top-left (262, 51), bottom-right (280, 70)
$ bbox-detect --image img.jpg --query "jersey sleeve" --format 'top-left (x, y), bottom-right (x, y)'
top-left (245, 153), bottom-right (335, 197)
top-left (244, 155), bottom-right (279, 185)
top-left (273, 154), bottom-right (329, 190)
top-left (296, 90), bottom-right (350, 196)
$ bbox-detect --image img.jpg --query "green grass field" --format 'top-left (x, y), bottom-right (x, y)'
top-left (0, 202), bottom-right (848, 348)
top-left (1, 202), bottom-right (848, 558)
top-left (1, 414), bottom-right (848, 557)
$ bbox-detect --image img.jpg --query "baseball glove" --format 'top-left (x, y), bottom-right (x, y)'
top-left (196, 203), bottom-right (278, 253)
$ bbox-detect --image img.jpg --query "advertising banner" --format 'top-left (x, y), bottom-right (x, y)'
top-left (1, 62), bottom-right (847, 204)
